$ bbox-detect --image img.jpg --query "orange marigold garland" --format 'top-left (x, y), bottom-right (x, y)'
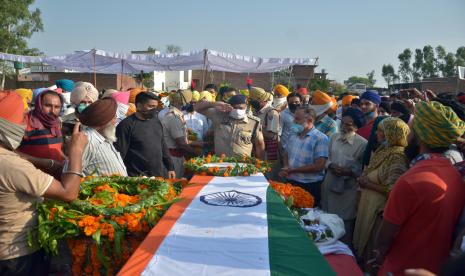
top-left (31, 176), bottom-right (185, 275)
top-left (184, 154), bottom-right (271, 176)
top-left (270, 181), bottom-right (315, 208)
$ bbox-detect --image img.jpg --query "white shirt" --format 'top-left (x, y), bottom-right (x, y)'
top-left (183, 111), bottom-right (210, 141)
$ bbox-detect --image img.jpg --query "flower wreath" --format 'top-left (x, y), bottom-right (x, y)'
top-left (184, 154), bottom-right (271, 176)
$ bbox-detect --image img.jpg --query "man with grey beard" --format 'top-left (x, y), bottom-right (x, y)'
top-left (74, 97), bottom-right (127, 176)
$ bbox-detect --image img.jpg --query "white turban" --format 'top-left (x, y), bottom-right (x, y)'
top-left (70, 82), bottom-right (99, 105)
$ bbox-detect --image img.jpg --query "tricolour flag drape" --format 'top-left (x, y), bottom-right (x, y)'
top-left (119, 175), bottom-right (335, 276)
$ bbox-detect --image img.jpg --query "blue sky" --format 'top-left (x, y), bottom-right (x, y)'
top-left (30, 0), bottom-right (465, 86)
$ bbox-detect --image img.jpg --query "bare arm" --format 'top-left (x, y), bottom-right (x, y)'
top-left (195, 101), bottom-right (232, 116)
top-left (254, 129), bottom-right (265, 160)
top-left (15, 151), bottom-right (63, 175)
top-left (43, 123), bottom-right (87, 202)
top-left (373, 219), bottom-right (401, 267)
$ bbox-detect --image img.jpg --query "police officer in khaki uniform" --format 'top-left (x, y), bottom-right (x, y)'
top-left (248, 87), bottom-right (280, 162)
top-left (161, 90), bottom-right (203, 177)
top-left (195, 94), bottom-right (265, 159)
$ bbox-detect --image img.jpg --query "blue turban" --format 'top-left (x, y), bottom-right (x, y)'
top-left (342, 107), bottom-right (366, 129)
top-left (228, 94), bottom-right (247, 105)
top-left (360, 90), bottom-right (381, 105)
top-left (55, 79), bottom-right (75, 92)
top-left (32, 88), bottom-right (47, 102)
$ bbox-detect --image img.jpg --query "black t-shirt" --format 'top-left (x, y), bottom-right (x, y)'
top-left (115, 114), bottom-right (174, 177)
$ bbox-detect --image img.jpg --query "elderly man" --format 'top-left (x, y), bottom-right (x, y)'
top-left (249, 87), bottom-right (280, 161)
top-left (75, 97), bottom-right (127, 176)
top-left (279, 106), bottom-right (329, 206)
top-left (310, 90), bottom-right (338, 138)
top-left (17, 90), bottom-right (66, 163)
top-left (162, 89), bottom-right (202, 177)
top-left (357, 90), bottom-right (381, 140)
top-left (196, 94), bottom-right (265, 159)
top-left (0, 91), bottom-right (87, 275)
top-left (374, 101), bottom-right (465, 275)
top-left (62, 82), bottom-right (99, 118)
top-left (116, 92), bottom-right (175, 178)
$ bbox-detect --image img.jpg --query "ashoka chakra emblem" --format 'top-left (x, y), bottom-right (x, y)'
top-left (200, 190), bottom-right (262, 208)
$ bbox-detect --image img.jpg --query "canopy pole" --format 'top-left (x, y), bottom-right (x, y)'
top-left (41, 62), bottom-right (45, 87)
top-left (120, 59), bottom-right (124, 90)
top-left (93, 49), bottom-right (97, 88)
top-left (200, 49), bottom-right (208, 90)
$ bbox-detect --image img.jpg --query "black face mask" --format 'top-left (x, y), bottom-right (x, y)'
top-left (250, 99), bottom-right (261, 111)
top-left (288, 103), bottom-right (301, 113)
top-left (141, 108), bottom-right (157, 119)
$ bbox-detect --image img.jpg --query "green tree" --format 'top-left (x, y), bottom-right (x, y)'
top-left (0, 0), bottom-right (43, 89)
top-left (344, 76), bottom-right (372, 87)
top-left (329, 81), bottom-right (347, 96)
top-left (309, 78), bottom-right (330, 92)
top-left (381, 64), bottom-right (396, 86)
top-left (456, 46), bottom-right (465, 67)
top-left (147, 46), bottom-right (158, 53)
top-left (412, 49), bottom-right (423, 82)
top-left (398, 48), bottom-right (412, 82)
top-left (165, 44), bottom-right (181, 54)
top-left (366, 70), bottom-right (376, 87)
top-left (442, 52), bottom-right (456, 77)
top-left (422, 45), bottom-right (438, 78)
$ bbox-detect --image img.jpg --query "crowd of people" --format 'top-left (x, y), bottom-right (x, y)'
top-left (1, 78), bottom-right (465, 276)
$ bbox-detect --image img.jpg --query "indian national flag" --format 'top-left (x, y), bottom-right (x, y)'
top-left (119, 175), bottom-right (335, 276)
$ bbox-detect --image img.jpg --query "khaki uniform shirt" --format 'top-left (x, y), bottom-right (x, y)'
top-left (0, 147), bottom-right (54, 260)
top-left (256, 106), bottom-right (280, 135)
top-left (161, 107), bottom-right (188, 149)
top-left (204, 109), bottom-right (264, 158)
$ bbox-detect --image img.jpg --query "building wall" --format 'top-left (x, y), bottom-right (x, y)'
top-left (6, 72), bottom-right (138, 91)
top-left (389, 77), bottom-right (465, 94)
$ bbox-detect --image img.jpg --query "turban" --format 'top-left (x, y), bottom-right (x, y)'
top-left (169, 89), bottom-right (193, 107)
top-left (102, 89), bottom-right (118, 99)
top-left (199, 91), bottom-right (214, 102)
top-left (342, 108), bottom-right (366, 129)
top-left (71, 82), bottom-right (99, 105)
top-left (111, 92), bottom-right (130, 105)
top-left (379, 117), bottom-right (410, 147)
top-left (342, 95), bottom-right (355, 107)
top-left (126, 103), bottom-right (136, 116)
top-left (413, 101), bottom-right (465, 148)
top-left (79, 97), bottom-right (117, 128)
top-left (312, 90), bottom-right (332, 105)
top-left (55, 79), bottom-right (75, 92)
top-left (297, 87), bottom-right (308, 96)
top-left (228, 94), bottom-right (247, 105)
top-left (273, 85), bottom-right (289, 97)
top-left (360, 90), bottom-right (381, 105)
top-left (192, 90), bottom-right (201, 101)
top-left (249, 87), bottom-right (273, 102)
top-left (0, 91), bottom-right (25, 125)
top-left (15, 89), bottom-right (32, 110)
top-left (0, 91), bottom-right (26, 150)
top-left (239, 89), bottom-right (249, 97)
top-left (129, 87), bottom-right (145, 104)
top-left (391, 101), bottom-right (411, 115)
top-left (330, 97), bottom-right (337, 113)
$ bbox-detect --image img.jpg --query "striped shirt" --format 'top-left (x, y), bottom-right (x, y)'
top-left (78, 128), bottom-right (127, 176)
top-left (314, 114), bottom-right (338, 138)
top-left (287, 127), bottom-right (329, 183)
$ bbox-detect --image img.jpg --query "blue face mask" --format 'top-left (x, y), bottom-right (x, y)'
top-left (77, 103), bottom-right (89, 114)
top-left (365, 111), bottom-right (376, 120)
top-left (290, 123), bottom-right (305, 134)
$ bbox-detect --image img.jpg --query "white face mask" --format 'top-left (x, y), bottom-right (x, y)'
top-left (229, 109), bottom-right (247, 120)
top-left (272, 97), bottom-right (286, 107)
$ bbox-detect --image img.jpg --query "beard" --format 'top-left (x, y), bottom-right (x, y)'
top-left (101, 123), bottom-right (117, 143)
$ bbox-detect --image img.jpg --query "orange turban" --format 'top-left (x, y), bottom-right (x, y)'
top-left (342, 95), bottom-right (356, 107)
top-left (129, 87), bottom-right (145, 104)
top-left (312, 90), bottom-right (332, 105)
top-left (0, 91), bottom-right (25, 124)
top-left (126, 103), bottom-right (136, 116)
top-left (273, 85), bottom-right (289, 97)
top-left (330, 97), bottom-right (337, 113)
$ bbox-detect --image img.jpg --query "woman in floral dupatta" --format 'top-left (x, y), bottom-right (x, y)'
top-left (353, 117), bottom-right (410, 268)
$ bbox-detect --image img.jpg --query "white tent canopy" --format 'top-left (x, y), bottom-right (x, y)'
top-left (0, 49), bottom-right (317, 74)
